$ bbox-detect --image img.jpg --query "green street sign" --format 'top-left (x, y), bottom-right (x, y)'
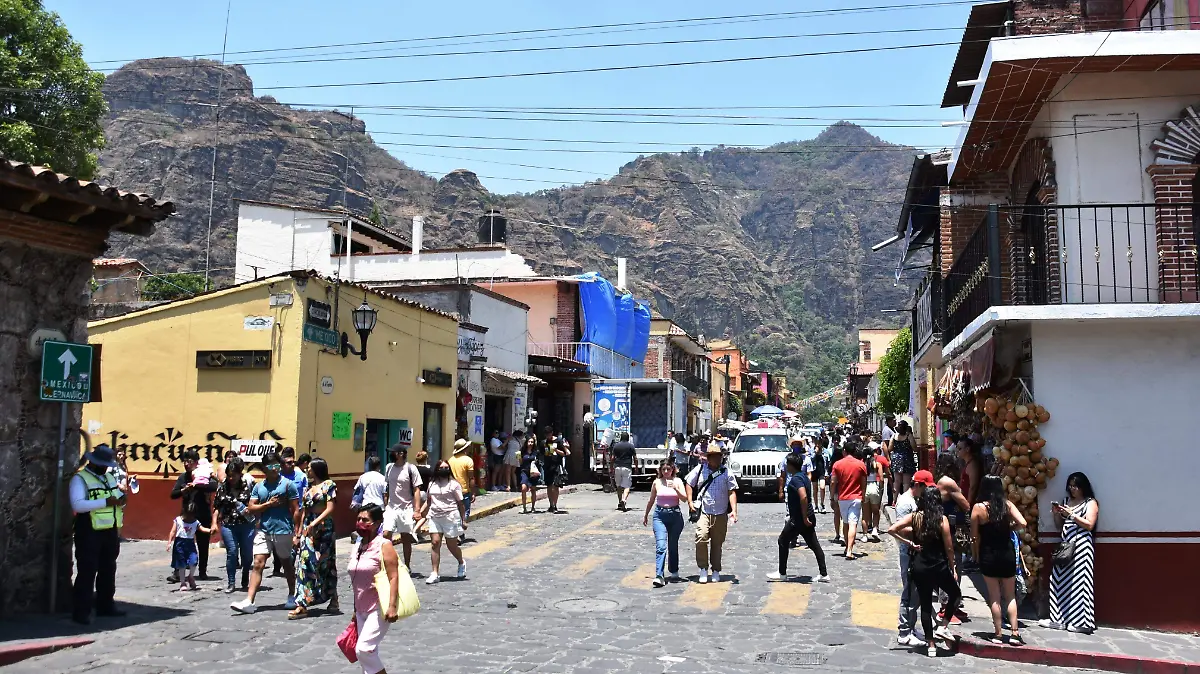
top-left (303, 323), bottom-right (339, 349)
top-left (40, 340), bottom-right (93, 402)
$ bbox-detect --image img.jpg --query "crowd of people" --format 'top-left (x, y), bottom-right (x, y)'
top-left (68, 415), bottom-right (1100, 671)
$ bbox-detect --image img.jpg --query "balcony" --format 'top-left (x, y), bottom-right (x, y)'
top-left (944, 203), bottom-right (1196, 344)
top-left (527, 341), bottom-right (644, 379)
top-left (671, 370), bottom-right (710, 397)
top-left (913, 271), bottom-right (944, 356)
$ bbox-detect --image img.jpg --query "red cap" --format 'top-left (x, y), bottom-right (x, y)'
top-left (912, 470), bottom-right (936, 487)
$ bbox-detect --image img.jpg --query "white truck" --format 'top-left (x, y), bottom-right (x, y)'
top-left (590, 378), bottom-right (687, 483)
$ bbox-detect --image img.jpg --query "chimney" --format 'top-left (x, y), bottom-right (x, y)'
top-left (412, 216), bottom-right (424, 256)
top-left (617, 257), bottom-right (628, 290)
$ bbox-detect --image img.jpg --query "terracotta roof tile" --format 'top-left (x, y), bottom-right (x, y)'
top-left (0, 158), bottom-right (175, 218)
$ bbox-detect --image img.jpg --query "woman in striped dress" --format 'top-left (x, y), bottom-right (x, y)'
top-left (1042, 472), bottom-right (1099, 634)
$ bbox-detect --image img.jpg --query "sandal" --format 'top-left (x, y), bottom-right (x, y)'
top-left (1008, 634), bottom-right (1025, 646)
top-left (987, 634), bottom-right (1005, 645)
top-left (287, 608), bottom-right (308, 620)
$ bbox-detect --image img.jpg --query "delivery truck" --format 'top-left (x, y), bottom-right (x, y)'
top-left (590, 378), bottom-right (687, 482)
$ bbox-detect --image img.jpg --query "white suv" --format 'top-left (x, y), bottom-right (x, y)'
top-left (726, 428), bottom-right (791, 494)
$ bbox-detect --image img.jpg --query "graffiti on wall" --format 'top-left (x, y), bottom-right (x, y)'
top-left (96, 428), bottom-right (294, 477)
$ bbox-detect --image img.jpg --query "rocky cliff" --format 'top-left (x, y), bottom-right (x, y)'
top-left (96, 58), bottom-right (913, 396)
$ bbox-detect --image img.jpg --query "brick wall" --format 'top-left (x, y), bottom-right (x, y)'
top-left (941, 173), bottom-right (1009, 276)
top-left (555, 281), bottom-right (578, 343)
top-left (0, 211), bottom-right (111, 258)
top-left (1011, 0), bottom-right (1123, 34)
top-left (1007, 138), bottom-right (1062, 305)
top-left (1148, 165), bottom-right (1199, 303)
top-left (644, 336), bottom-right (667, 378)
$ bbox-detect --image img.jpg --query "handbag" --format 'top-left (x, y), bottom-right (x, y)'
top-left (375, 561), bottom-right (421, 620)
top-left (688, 468), bottom-right (723, 524)
top-left (1053, 537), bottom-right (1076, 566)
top-left (336, 617), bottom-right (358, 663)
top-left (528, 461), bottom-right (541, 479)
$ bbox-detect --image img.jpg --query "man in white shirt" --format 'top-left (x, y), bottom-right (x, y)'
top-left (383, 444), bottom-right (423, 568)
top-left (686, 448), bottom-right (739, 584)
top-left (353, 455), bottom-right (387, 509)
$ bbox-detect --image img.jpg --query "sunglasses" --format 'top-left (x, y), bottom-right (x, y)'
top-left (264, 463), bottom-right (281, 470)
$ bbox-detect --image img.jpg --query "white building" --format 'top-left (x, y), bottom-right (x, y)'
top-left (890, 22), bottom-right (1200, 632)
top-left (234, 200), bottom-right (538, 285)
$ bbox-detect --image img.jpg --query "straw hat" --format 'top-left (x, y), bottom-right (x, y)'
top-left (453, 438), bottom-right (470, 454)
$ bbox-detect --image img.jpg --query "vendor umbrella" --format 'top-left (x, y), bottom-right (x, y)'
top-left (751, 405), bottom-right (784, 417)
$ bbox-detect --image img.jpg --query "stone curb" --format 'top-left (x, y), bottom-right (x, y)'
top-left (467, 485), bottom-right (580, 522)
top-left (958, 634), bottom-right (1200, 674)
top-left (0, 636), bottom-right (95, 667)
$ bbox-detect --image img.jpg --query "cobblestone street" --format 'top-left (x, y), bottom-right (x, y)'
top-left (1, 488), bottom-right (1095, 674)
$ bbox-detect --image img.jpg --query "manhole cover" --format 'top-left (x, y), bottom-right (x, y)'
top-left (553, 598), bottom-right (621, 613)
top-left (755, 652), bottom-right (824, 667)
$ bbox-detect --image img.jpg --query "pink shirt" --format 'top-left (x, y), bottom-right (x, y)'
top-left (425, 479), bottom-right (464, 518)
top-left (348, 536), bottom-right (384, 613)
top-left (655, 478), bottom-right (684, 508)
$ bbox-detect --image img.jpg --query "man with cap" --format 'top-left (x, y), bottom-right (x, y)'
top-left (70, 443), bottom-right (127, 624)
top-left (449, 438), bottom-right (477, 544)
top-left (685, 446), bottom-right (738, 584)
top-left (893, 469), bottom-right (936, 646)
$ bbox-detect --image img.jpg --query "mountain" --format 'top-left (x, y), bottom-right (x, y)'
top-left (95, 58), bottom-right (914, 397)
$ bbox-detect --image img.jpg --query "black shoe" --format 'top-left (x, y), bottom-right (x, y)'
top-left (196, 574), bottom-right (218, 581)
top-left (548, 506), bottom-right (557, 513)
top-left (96, 608), bottom-right (127, 618)
top-left (167, 573), bottom-right (179, 583)
top-left (71, 614), bottom-right (91, 625)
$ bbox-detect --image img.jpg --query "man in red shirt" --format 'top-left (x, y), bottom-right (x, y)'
top-left (830, 445), bottom-right (868, 559)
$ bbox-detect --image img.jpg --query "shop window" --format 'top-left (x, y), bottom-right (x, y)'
top-left (423, 403), bottom-right (444, 462)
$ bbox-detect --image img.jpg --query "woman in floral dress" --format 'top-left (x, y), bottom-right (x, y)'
top-left (289, 458), bottom-right (340, 618)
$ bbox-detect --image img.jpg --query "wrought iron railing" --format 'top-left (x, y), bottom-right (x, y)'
top-left (671, 370), bottom-right (710, 397)
top-left (944, 207), bottom-right (1001, 343)
top-left (527, 341), bottom-right (644, 379)
top-left (913, 271), bottom-right (944, 353)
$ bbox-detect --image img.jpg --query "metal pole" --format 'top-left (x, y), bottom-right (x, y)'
top-left (49, 402), bottom-right (68, 613)
top-left (986, 205), bottom-right (1003, 305)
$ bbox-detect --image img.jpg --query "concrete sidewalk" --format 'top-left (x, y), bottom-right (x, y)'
top-left (956, 572), bottom-right (1200, 673)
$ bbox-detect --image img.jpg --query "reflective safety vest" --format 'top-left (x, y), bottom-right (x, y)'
top-left (77, 468), bottom-right (124, 530)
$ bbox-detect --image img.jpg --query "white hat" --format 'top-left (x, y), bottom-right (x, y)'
top-left (453, 438), bottom-right (470, 454)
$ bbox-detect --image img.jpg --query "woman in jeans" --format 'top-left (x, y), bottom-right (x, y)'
top-left (212, 457), bottom-right (256, 593)
top-left (971, 475), bottom-right (1027, 644)
top-left (888, 485), bottom-right (960, 656)
top-left (642, 462), bottom-right (687, 587)
top-left (348, 504), bottom-right (400, 674)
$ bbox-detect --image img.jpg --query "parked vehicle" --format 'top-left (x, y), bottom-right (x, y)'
top-left (590, 378), bottom-right (686, 483)
top-left (725, 427), bottom-right (791, 495)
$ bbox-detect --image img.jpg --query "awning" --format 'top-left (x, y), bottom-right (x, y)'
top-left (482, 366), bottom-right (546, 387)
top-left (948, 329), bottom-right (995, 393)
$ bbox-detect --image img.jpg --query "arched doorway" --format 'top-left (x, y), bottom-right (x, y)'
top-left (1021, 184), bottom-right (1049, 305)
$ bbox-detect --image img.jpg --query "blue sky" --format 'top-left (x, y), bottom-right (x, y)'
top-left (48, 0), bottom-right (972, 195)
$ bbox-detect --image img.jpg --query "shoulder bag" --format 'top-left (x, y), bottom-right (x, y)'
top-left (688, 468), bottom-right (724, 524)
top-left (375, 555), bottom-right (420, 620)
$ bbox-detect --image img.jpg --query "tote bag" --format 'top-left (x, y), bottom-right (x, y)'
top-left (373, 558), bottom-right (421, 620)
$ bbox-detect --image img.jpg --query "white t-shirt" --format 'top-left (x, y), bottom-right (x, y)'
top-left (489, 437), bottom-right (504, 456)
top-left (355, 471), bottom-right (387, 507)
top-left (896, 490), bottom-right (918, 520)
top-left (882, 427), bottom-right (895, 443)
top-left (426, 479), bottom-right (464, 519)
top-left (174, 517), bottom-right (200, 539)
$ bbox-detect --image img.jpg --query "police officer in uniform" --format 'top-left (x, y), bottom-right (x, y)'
top-left (69, 444), bottom-right (127, 624)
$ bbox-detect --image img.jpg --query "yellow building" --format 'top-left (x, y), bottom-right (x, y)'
top-left (84, 271), bottom-right (458, 538)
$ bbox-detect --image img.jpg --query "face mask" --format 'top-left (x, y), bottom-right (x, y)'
top-left (436, 468), bottom-right (452, 479)
top-left (355, 521), bottom-right (374, 537)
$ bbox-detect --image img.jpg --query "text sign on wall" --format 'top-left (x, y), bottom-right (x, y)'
top-left (457, 325), bottom-right (487, 362)
top-left (196, 350), bottom-right (271, 369)
top-left (40, 340), bottom-right (93, 402)
top-left (231, 439), bottom-right (277, 463)
top-left (306, 299), bottom-right (332, 329)
top-left (422, 369), bottom-right (453, 388)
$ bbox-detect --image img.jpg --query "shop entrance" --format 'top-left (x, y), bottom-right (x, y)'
top-left (423, 403), bottom-right (445, 463)
top-left (365, 418), bottom-right (412, 467)
top-left (484, 395), bottom-right (511, 438)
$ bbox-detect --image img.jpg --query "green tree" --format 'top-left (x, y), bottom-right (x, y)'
top-left (0, 0), bottom-right (107, 177)
top-left (877, 327), bottom-right (912, 416)
top-left (143, 273), bottom-right (209, 301)
top-left (726, 393), bottom-right (743, 419)
top-left (368, 202), bottom-right (383, 225)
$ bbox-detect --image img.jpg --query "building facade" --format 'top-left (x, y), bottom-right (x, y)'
top-left (84, 272), bottom-right (458, 540)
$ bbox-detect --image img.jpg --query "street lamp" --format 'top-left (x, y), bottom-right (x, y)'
top-left (341, 299), bottom-right (378, 360)
top-left (716, 355), bottom-right (732, 421)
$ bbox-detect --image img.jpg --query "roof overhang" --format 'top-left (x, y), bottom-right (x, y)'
top-left (941, 1), bottom-right (1013, 109)
top-left (875, 152), bottom-right (949, 276)
top-left (483, 365), bottom-right (546, 387)
top-left (950, 30), bottom-right (1200, 181)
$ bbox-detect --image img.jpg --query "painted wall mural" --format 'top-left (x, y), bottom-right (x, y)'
top-left (97, 428), bottom-right (295, 477)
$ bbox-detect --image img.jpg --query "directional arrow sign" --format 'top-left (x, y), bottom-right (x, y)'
top-left (40, 341), bottom-right (93, 402)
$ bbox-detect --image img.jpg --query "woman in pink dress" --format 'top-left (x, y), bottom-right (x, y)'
top-left (347, 504), bottom-right (400, 674)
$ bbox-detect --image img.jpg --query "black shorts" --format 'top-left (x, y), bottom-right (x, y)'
top-left (488, 453), bottom-right (506, 468)
top-left (544, 467), bottom-right (566, 487)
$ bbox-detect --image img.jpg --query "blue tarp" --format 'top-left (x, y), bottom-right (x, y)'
top-left (613, 292), bottom-right (636, 358)
top-left (631, 301), bottom-right (651, 363)
top-left (574, 272), bottom-right (651, 366)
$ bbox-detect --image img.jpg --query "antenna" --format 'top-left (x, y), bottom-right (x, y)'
top-left (203, 0), bottom-right (232, 288)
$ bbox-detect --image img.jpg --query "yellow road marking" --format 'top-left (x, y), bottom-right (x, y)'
top-left (510, 517), bottom-right (608, 567)
top-left (560, 555), bottom-right (610, 579)
top-left (462, 522), bottom-right (537, 561)
top-left (851, 590), bottom-right (898, 630)
top-left (620, 563), bottom-right (657, 589)
top-left (678, 581), bottom-right (730, 610)
top-left (762, 583), bottom-right (811, 616)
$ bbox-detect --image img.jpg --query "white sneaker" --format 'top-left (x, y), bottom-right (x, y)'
top-left (926, 645), bottom-right (938, 658)
top-left (898, 634), bottom-right (926, 647)
top-left (283, 595), bottom-right (297, 610)
top-left (230, 599), bottom-right (257, 614)
top-left (710, 572), bottom-right (722, 583)
top-left (457, 563), bottom-right (467, 579)
top-left (818, 575), bottom-right (831, 583)
top-left (697, 569), bottom-right (709, 584)
top-left (934, 626), bottom-right (954, 642)
top-left (425, 573), bottom-right (440, 585)
top-left (766, 571), bottom-right (786, 582)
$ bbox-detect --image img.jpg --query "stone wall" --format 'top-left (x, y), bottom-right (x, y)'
top-left (0, 241), bottom-right (92, 614)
